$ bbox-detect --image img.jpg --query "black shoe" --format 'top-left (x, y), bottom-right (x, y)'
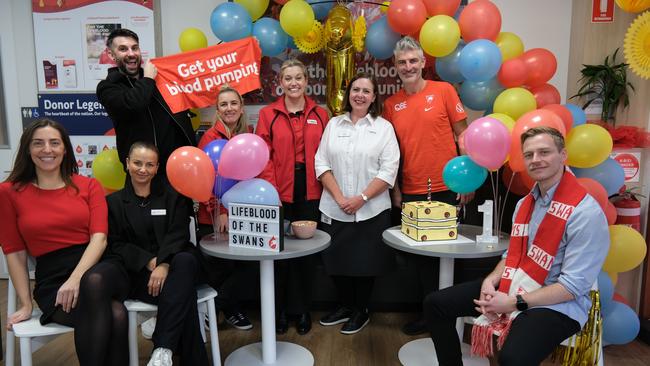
top-left (296, 313), bottom-right (312, 335)
top-left (401, 317), bottom-right (428, 336)
top-left (224, 310), bottom-right (253, 330)
top-left (276, 311), bottom-right (288, 334)
top-left (340, 310), bottom-right (370, 335)
top-left (319, 306), bottom-right (353, 326)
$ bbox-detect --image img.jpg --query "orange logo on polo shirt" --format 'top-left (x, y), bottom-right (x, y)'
top-left (548, 201), bottom-right (574, 221)
top-left (527, 244), bottom-right (554, 271)
top-left (394, 101), bottom-right (407, 111)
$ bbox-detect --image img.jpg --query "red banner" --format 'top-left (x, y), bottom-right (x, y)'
top-left (151, 37), bottom-right (262, 113)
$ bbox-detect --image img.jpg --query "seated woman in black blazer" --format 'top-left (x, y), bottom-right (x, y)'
top-left (107, 141), bottom-right (208, 366)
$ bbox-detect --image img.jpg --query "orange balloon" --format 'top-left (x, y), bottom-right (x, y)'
top-left (166, 146), bottom-right (215, 202)
top-left (520, 48), bottom-right (557, 87)
top-left (387, 0), bottom-right (428, 35)
top-left (529, 83), bottom-right (561, 108)
top-left (577, 178), bottom-right (608, 212)
top-left (509, 109), bottom-right (566, 172)
top-left (421, 0), bottom-right (461, 16)
top-left (502, 164), bottom-right (535, 195)
top-left (458, 0), bottom-right (501, 42)
top-left (541, 104), bottom-right (573, 133)
top-left (605, 201), bottom-right (617, 225)
top-left (497, 58), bottom-right (527, 88)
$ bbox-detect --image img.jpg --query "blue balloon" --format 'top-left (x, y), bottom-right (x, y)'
top-left (365, 17), bottom-right (402, 60)
top-left (203, 139), bottom-right (228, 171)
top-left (442, 156), bottom-right (488, 194)
top-left (221, 178), bottom-right (280, 209)
top-left (287, 36), bottom-right (298, 50)
top-left (459, 78), bottom-right (504, 111)
top-left (598, 271), bottom-right (615, 315)
top-left (307, 0), bottom-right (334, 20)
top-left (435, 42), bottom-right (465, 83)
top-left (210, 2), bottom-right (252, 42)
top-left (564, 103), bottom-right (586, 127)
top-left (573, 158), bottom-right (625, 196)
top-left (459, 40), bottom-right (502, 82)
top-left (602, 302), bottom-right (640, 345)
top-left (252, 17), bottom-right (288, 57)
top-left (213, 175), bottom-right (239, 199)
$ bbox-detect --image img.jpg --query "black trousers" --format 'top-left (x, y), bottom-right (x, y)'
top-left (129, 251), bottom-right (209, 366)
top-left (423, 279), bottom-right (581, 366)
top-left (332, 276), bottom-right (374, 312)
top-left (276, 166), bottom-right (319, 314)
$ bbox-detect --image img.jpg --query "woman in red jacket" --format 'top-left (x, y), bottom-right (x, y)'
top-left (196, 85), bottom-right (254, 331)
top-left (256, 59), bottom-right (329, 335)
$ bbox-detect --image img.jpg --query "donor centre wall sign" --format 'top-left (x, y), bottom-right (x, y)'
top-left (229, 203), bottom-right (283, 253)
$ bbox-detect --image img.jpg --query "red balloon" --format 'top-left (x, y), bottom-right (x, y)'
top-left (605, 201), bottom-right (617, 225)
top-left (387, 0), bottom-right (428, 35)
top-left (521, 48), bottom-right (557, 87)
top-left (542, 104), bottom-right (573, 133)
top-left (502, 164), bottom-right (535, 196)
top-left (613, 293), bottom-right (631, 307)
top-left (458, 0), bottom-right (501, 42)
top-left (497, 58), bottom-right (527, 88)
top-left (529, 83), bottom-right (561, 108)
top-left (167, 146), bottom-right (215, 202)
top-left (577, 178), bottom-right (608, 212)
top-left (509, 109), bottom-right (566, 172)
top-left (421, 0), bottom-right (461, 16)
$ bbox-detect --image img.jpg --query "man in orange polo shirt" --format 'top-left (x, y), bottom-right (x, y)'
top-left (383, 36), bottom-right (473, 335)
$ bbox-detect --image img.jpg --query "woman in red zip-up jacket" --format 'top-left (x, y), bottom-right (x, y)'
top-left (196, 85), bottom-right (254, 331)
top-left (256, 59), bottom-right (329, 335)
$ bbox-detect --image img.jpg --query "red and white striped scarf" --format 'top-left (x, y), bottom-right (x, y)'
top-left (471, 171), bottom-right (586, 357)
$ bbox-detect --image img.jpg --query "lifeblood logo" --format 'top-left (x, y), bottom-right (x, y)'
top-left (269, 236), bottom-right (277, 250)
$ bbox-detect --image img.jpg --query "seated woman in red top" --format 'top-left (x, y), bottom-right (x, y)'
top-left (196, 85), bottom-right (254, 331)
top-left (0, 119), bottom-right (129, 366)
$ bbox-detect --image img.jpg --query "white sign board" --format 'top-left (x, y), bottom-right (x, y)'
top-left (229, 203), bottom-right (283, 252)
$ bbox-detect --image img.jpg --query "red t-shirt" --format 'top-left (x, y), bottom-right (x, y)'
top-left (383, 80), bottom-right (467, 195)
top-left (289, 111), bottom-right (306, 164)
top-left (0, 175), bottom-right (108, 257)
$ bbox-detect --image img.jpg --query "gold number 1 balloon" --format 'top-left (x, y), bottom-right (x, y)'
top-left (324, 4), bottom-right (355, 115)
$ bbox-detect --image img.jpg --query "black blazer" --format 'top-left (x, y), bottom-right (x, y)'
top-left (107, 179), bottom-right (191, 273)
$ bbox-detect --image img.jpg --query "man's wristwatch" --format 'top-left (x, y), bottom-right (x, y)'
top-left (360, 193), bottom-right (369, 202)
top-left (515, 294), bottom-right (528, 311)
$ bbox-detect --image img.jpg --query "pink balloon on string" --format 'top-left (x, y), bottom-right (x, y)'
top-left (218, 133), bottom-right (270, 180)
top-left (463, 117), bottom-right (511, 170)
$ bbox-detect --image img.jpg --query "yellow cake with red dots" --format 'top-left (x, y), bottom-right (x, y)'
top-left (401, 201), bottom-right (458, 241)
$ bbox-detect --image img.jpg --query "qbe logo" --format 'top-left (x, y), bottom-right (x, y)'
top-left (394, 101), bottom-right (407, 112)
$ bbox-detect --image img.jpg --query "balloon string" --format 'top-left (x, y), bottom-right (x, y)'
top-left (307, 0), bottom-right (389, 7)
top-left (499, 171), bottom-right (516, 238)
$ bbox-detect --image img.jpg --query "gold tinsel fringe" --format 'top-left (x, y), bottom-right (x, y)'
top-left (551, 290), bottom-right (602, 365)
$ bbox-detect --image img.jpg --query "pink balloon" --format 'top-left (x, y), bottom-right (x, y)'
top-left (463, 117), bottom-right (511, 170)
top-left (167, 147), bottom-right (215, 202)
top-left (218, 133), bottom-right (270, 180)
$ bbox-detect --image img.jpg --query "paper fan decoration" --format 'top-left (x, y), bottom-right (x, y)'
top-left (624, 11), bottom-right (650, 79)
top-left (352, 16), bottom-right (367, 52)
top-left (294, 21), bottom-right (327, 54)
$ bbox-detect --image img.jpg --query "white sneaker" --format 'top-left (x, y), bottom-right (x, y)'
top-left (141, 317), bottom-right (157, 340)
top-left (147, 347), bottom-right (173, 366)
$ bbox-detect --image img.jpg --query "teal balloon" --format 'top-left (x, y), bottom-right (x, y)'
top-left (221, 178), bottom-right (280, 209)
top-left (573, 158), bottom-right (624, 196)
top-left (366, 17), bottom-right (401, 60)
top-left (307, 0), bottom-right (334, 20)
top-left (598, 271), bottom-right (615, 315)
top-left (287, 36), bottom-right (298, 50)
top-left (459, 39), bottom-right (502, 82)
top-left (252, 17), bottom-right (288, 57)
top-left (442, 156), bottom-right (488, 194)
top-left (435, 42), bottom-right (465, 83)
top-left (564, 103), bottom-right (586, 127)
top-left (210, 2), bottom-right (252, 42)
top-left (602, 302), bottom-right (640, 345)
top-left (459, 78), bottom-right (503, 111)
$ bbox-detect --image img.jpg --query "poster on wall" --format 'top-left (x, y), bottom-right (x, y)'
top-left (70, 135), bottom-right (117, 178)
top-left (32, 0), bottom-right (155, 93)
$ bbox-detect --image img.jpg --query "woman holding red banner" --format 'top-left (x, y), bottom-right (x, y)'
top-left (196, 85), bottom-right (254, 331)
top-left (256, 59), bottom-right (329, 335)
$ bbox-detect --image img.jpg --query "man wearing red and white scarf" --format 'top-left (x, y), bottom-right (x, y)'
top-left (423, 127), bottom-right (609, 366)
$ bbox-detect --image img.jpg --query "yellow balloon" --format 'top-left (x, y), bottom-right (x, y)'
top-left (495, 32), bottom-right (524, 61)
top-left (235, 0), bottom-right (270, 21)
top-left (92, 148), bottom-right (126, 190)
top-left (615, 0), bottom-right (650, 13)
top-left (493, 88), bottom-right (537, 121)
top-left (178, 28), bottom-right (208, 52)
top-left (488, 113), bottom-right (515, 132)
top-left (280, 0), bottom-right (315, 37)
top-left (566, 124), bottom-right (613, 168)
top-left (603, 225), bottom-right (647, 273)
top-left (607, 271), bottom-right (618, 285)
top-left (419, 15), bottom-right (460, 57)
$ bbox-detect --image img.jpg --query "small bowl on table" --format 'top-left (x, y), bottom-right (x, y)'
top-left (291, 220), bottom-right (317, 239)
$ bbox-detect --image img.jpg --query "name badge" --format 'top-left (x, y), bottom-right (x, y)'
top-left (321, 213), bottom-right (332, 225)
top-left (307, 119), bottom-right (318, 125)
top-left (151, 209), bottom-right (166, 216)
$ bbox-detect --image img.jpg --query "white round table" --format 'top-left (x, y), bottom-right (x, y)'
top-left (200, 230), bottom-right (331, 366)
top-left (382, 225), bottom-right (509, 366)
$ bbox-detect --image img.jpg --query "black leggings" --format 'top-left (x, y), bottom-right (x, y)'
top-left (50, 261), bottom-right (130, 366)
